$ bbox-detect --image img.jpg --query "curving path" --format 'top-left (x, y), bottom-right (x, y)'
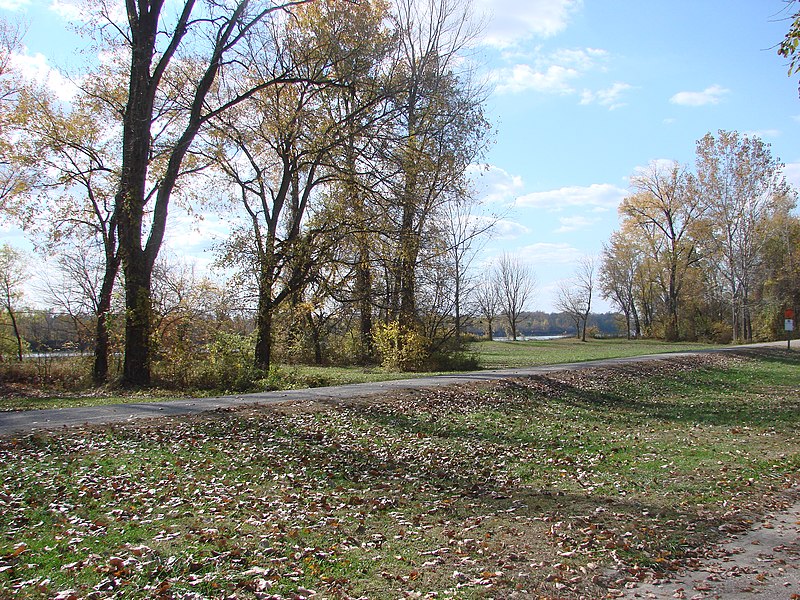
top-left (0, 341), bottom-right (789, 437)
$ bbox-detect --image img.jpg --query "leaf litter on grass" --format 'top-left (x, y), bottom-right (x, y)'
top-left (0, 349), bottom-right (798, 599)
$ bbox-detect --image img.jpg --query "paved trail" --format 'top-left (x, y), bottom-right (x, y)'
top-left (0, 343), bottom-right (787, 436)
top-left (623, 498), bottom-right (800, 599)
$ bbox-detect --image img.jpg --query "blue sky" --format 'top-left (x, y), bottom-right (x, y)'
top-left (2, 0), bottom-right (800, 312)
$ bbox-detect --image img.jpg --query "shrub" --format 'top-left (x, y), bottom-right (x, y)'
top-left (198, 331), bottom-right (264, 391)
top-left (373, 321), bottom-right (429, 371)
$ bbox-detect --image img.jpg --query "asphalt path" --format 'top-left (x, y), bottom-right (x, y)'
top-left (0, 341), bottom-right (789, 437)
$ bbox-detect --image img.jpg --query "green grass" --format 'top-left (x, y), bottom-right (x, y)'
top-left (0, 348), bottom-right (797, 599)
top-left (468, 337), bottom-right (724, 369)
top-left (2, 338), bottom-right (728, 411)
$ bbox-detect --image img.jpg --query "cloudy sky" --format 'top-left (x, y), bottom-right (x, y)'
top-left (2, 0), bottom-right (800, 312)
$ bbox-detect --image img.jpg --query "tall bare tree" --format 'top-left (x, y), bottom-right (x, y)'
top-left (695, 131), bottom-right (789, 342)
top-left (474, 273), bottom-right (499, 340)
top-left (619, 161), bottom-right (703, 341)
top-left (494, 253), bottom-right (535, 341)
top-left (105, 0), bottom-right (315, 386)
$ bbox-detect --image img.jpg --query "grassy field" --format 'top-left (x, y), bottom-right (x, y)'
top-left (1, 338), bottom-right (726, 411)
top-left (468, 337), bottom-right (723, 369)
top-left (1, 348), bottom-right (797, 599)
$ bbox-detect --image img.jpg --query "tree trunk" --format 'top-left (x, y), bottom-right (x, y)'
top-left (93, 253), bottom-right (120, 383)
top-left (254, 264), bottom-right (274, 372)
top-left (631, 302), bottom-right (641, 338)
top-left (6, 305), bottom-right (23, 362)
top-left (356, 256), bottom-right (373, 362)
top-left (93, 313), bottom-right (110, 383)
top-left (307, 313), bottom-right (323, 365)
top-left (121, 255), bottom-right (153, 386)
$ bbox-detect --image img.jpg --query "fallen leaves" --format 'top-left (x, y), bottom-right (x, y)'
top-left (0, 350), bottom-right (798, 598)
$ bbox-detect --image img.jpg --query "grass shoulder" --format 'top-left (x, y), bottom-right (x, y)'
top-left (2, 338), bottom-right (729, 411)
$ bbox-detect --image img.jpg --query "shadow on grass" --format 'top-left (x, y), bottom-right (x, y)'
top-left (498, 349), bottom-right (800, 428)
top-left (339, 348), bottom-right (800, 449)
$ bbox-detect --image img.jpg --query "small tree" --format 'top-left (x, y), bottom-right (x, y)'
top-left (555, 282), bottom-right (585, 339)
top-left (600, 233), bottom-right (641, 339)
top-left (474, 273), bottom-right (499, 340)
top-left (575, 257), bottom-right (596, 341)
top-left (0, 244), bottom-right (26, 361)
top-left (556, 258), bottom-right (595, 342)
top-left (494, 254), bottom-right (535, 341)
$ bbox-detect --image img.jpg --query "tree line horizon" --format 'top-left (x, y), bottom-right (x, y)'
top-left (1, 0), bottom-right (799, 388)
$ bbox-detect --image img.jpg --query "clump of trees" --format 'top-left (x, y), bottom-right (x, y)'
top-left (600, 131), bottom-right (799, 343)
top-left (0, 0), bottom-right (498, 386)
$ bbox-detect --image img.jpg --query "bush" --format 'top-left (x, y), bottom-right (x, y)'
top-left (0, 354), bottom-right (92, 391)
top-left (197, 331), bottom-right (264, 392)
top-left (373, 321), bottom-right (429, 371)
top-left (426, 350), bottom-right (480, 371)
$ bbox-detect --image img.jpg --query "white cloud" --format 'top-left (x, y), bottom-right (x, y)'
top-left (784, 161), bottom-right (800, 190)
top-left (492, 218), bottom-right (530, 239)
top-left (476, 0), bottom-right (582, 49)
top-left (492, 63), bottom-right (578, 95)
top-left (518, 242), bottom-right (583, 264)
top-left (49, 0), bottom-right (86, 21)
top-left (469, 164), bottom-right (525, 204)
top-left (669, 84), bottom-right (730, 107)
top-left (555, 215), bottom-right (599, 233)
top-left (551, 47), bottom-right (607, 70)
top-left (515, 183), bottom-right (627, 212)
top-left (491, 47), bottom-right (612, 98)
top-left (0, 0), bottom-right (29, 11)
top-left (580, 82), bottom-right (633, 110)
top-left (10, 51), bottom-right (80, 101)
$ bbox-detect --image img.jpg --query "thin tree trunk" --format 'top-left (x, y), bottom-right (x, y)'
top-left (6, 305), bottom-right (23, 361)
top-left (93, 253), bottom-right (120, 383)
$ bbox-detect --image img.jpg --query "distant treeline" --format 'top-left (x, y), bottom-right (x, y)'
top-left (468, 311), bottom-right (621, 339)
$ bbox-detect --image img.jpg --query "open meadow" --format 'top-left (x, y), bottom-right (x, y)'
top-left (1, 347), bottom-right (798, 598)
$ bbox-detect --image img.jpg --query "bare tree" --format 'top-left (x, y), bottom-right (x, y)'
top-left (494, 254), bottom-right (535, 341)
top-left (576, 257), bottom-right (596, 341)
top-left (438, 189), bottom-right (496, 342)
top-left (557, 257), bottom-right (596, 341)
top-left (473, 272), bottom-right (499, 340)
top-left (101, 0), bottom-right (316, 386)
top-left (555, 281), bottom-right (585, 340)
top-left (0, 244), bottom-right (26, 361)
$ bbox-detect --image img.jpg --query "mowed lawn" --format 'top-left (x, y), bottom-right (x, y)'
top-left (468, 337), bottom-right (725, 369)
top-left (1, 338), bottom-right (727, 412)
top-left (1, 348), bottom-right (798, 599)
